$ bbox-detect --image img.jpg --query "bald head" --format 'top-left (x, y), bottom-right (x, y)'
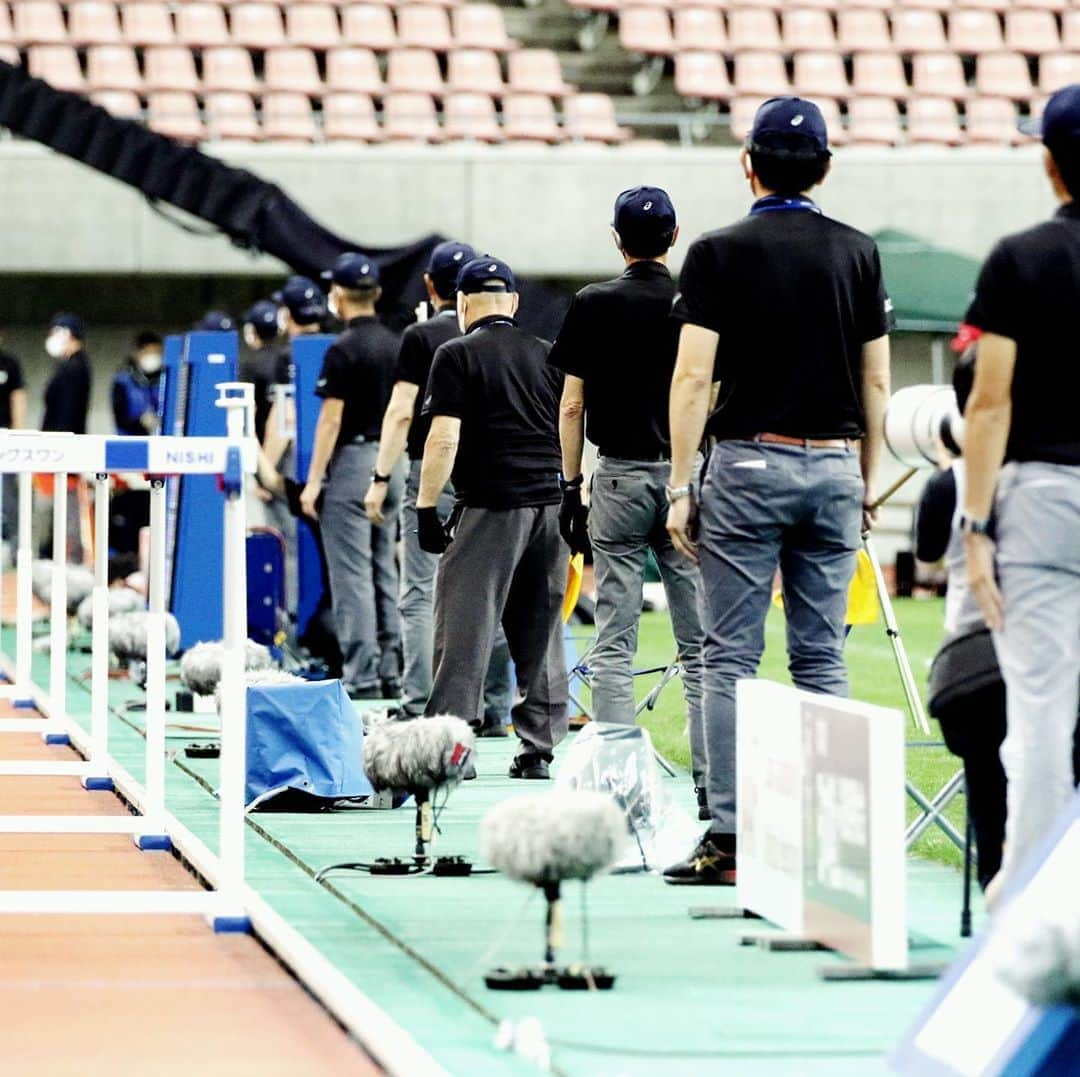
top-left (457, 289), bottom-right (518, 332)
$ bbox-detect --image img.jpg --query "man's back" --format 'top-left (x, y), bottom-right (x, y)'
top-left (318, 316), bottom-right (400, 446)
top-left (397, 309), bottom-right (461, 458)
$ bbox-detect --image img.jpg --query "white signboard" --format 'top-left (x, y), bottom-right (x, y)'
top-left (0, 433), bottom-right (255, 475)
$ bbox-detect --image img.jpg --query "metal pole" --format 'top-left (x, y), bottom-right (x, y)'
top-left (48, 473), bottom-right (68, 723)
top-left (14, 472), bottom-right (32, 698)
top-left (142, 478), bottom-right (168, 835)
top-left (85, 474), bottom-right (112, 786)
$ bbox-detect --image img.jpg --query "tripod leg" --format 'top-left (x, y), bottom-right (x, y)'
top-left (961, 799), bottom-right (974, 938)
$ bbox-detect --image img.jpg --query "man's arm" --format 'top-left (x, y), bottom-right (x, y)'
top-left (859, 334), bottom-right (891, 529)
top-left (558, 375), bottom-right (586, 480)
top-left (299, 398), bottom-right (343, 518)
top-left (667, 323), bottom-right (718, 562)
top-left (364, 380), bottom-right (419, 522)
top-left (962, 331), bottom-right (1016, 630)
top-left (9, 388), bottom-right (26, 430)
top-left (417, 415), bottom-right (461, 510)
top-left (262, 399), bottom-right (294, 469)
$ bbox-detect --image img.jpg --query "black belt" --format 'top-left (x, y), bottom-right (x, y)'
top-left (601, 451), bottom-right (671, 463)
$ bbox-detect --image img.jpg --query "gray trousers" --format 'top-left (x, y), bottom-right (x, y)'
top-left (428, 503), bottom-right (568, 761)
top-left (400, 460), bottom-right (512, 721)
top-left (698, 440), bottom-right (863, 834)
top-left (321, 441), bottom-right (405, 692)
top-left (994, 461), bottom-right (1080, 879)
top-left (588, 456), bottom-right (706, 785)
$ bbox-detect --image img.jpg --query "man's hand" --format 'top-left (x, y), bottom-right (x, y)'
top-left (416, 506), bottom-right (450, 554)
top-left (666, 495), bottom-right (698, 564)
top-left (364, 480), bottom-right (388, 524)
top-left (558, 485), bottom-right (591, 556)
top-left (964, 532), bottom-right (1004, 631)
top-left (862, 486), bottom-right (879, 534)
top-left (254, 484), bottom-right (273, 504)
top-left (300, 480), bottom-right (322, 520)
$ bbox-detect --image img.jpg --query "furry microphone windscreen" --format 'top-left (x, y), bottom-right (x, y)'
top-left (108, 611), bottom-right (181, 660)
top-left (363, 714), bottom-right (475, 793)
top-left (988, 905), bottom-right (1080, 1007)
top-left (32, 560), bottom-right (96, 614)
top-left (179, 639), bottom-right (274, 696)
top-left (77, 587), bottom-right (144, 630)
top-left (213, 667), bottom-right (304, 711)
top-left (481, 792), bottom-right (628, 884)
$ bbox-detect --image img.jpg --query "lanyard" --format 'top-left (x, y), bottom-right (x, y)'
top-left (749, 195), bottom-right (822, 216)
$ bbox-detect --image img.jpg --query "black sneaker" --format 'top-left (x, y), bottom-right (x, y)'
top-left (508, 754), bottom-right (550, 780)
top-left (347, 685), bottom-right (382, 701)
top-left (695, 786), bottom-right (710, 822)
top-left (662, 831), bottom-right (736, 886)
top-left (479, 718), bottom-right (509, 739)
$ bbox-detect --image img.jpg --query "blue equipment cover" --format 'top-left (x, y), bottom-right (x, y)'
top-left (246, 529), bottom-right (286, 653)
top-left (245, 680), bottom-right (373, 809)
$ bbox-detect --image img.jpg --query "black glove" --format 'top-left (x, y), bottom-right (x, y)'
top-left (558, 483), bottom-right (591, 556)
top-left (416, 506), bottom-right (451, 554)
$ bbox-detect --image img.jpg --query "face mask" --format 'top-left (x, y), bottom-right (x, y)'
top-left (243, 326), bottom-right (260, 351)
top-left (277, 309), bottom-right (289, 335)
top-left (138, 350), bottom-right (163, 375)
top-left (45, 329), bottom-right (70, 360)
top-left (328, 293), bottom-right (340, 320)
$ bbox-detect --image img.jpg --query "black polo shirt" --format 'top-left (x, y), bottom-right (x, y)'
top-left (395, 307), bottom-right (461, 459)
top-left (0, 349), bottom-right (25, 428)
top-left (673, 200), bottom-right (892, 440)
top-left (548, 260), bottom-right (678, 460)
top-left (42, 349), bottom-right (91, 434)
top-left (316, 315), bottom-right (400, 450)
top-left (965, 201), bottom-right (1080, 466)
top-left (240, 343), bottom-right (286, 443)
top-left (423, 315), bottom-right (563, 509)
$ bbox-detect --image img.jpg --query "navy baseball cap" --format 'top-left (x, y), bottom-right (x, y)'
top-left (748, 97), bottom-right (831, 159)
top-left (273, 276), bottom-right (327, 324)
top-left (1019, 84), bottom-right (1080, 148)
top-left (242, 299), bottom-right (279, 335)
top-left (321, 251), bottom-right (380, 289)
top-left (48, 312), bottom-right (85, 339)
top-left (427, 241), bottom-right (476, 298)
top-left (613, 186), bottom-right (677, 251)
top-left (196, 311), bottom-right (236, 332)
top-left (456, 255), bottom-right (516, 295)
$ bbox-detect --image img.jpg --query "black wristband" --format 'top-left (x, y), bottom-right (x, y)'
top-left (559, 473), bottom-right (584, 492)
top-left (370, 468), bottom-right (390, 484)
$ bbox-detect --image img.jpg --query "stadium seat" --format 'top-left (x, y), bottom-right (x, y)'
top-left (674, 50), bottom-right (732, 101)
top-left (262, 91), bottom-right (318, 140)
top-left (448, 48), bottom-right (505, 95)
top-left (451, 5), bottom-right (515, 51)
top-left (974, 52), bottom-right (1033, 100)
top-left (729, 0), bottom-right (782, 12)
top-left (782, 0), bottom-right (837, 12)
top-left (502, 92), bottom-right (562, 141)
top-left (906, 96), bottom-right (963, 145)
top-left (847, 96), bottom-right (902, 145)
top-left (1063, 11), bottom-right (1080, 50)
top-left (285, 3), bottom-right (341, 50)
top-left (322, 92), bottom-right (382, 141)
top-left (564, 92), bottom-right (630, 143)
top-left (506, 49), bottom-right (573, 96)
top-left (966, 96), bottom-right (1021, 145)
top-left (202, 47), bottom-right (258, 93)
top-left (1039, 52), bottom-right (1080, 95)
top-left (147, 90), bottom-right (205, 141)
top-left (27, 45), bottom-right (85, 91)
top-left (14, 2), bottom-right (68, 46)
top-left (0, 44), bottom-right (17, 64)
top-left (143, 45), bottom-right (201, 93)
top-left (852, 52), bottom-right (909, 99)
top-left (205, 91), bottom-right (262, 140)
top-left (912, 52), bottom-right (968, 99)
top-left (836, 10), bottom-right (890, 53)
top-left (891, 11), bottom-right (947, 54)
top-left (733, 51), bottom-right (790, 97)
top-left (0, 6), bottom-right (13, 44)
top-left (728, 10), bottom-right (781, 52)
top-left (1004, 10), bottom-right (1059, 54)
top-left (120, 3), bottom-right (174, 47)
top-left (68, 2), bottom-right (123, 46)
top-left (230, 3), bottom-right (286, 50)
top-left (326, 47), bottom-right (385, 95)
top-left (86, 45), bottom-right (143, 92)
top-left (620, 8), bottom-right (675, 56)
top-left (341, 4), bottom-right (397, 50)
top-left (175, 4), bottom-right (230, 48)
top-left (382, 91), bottom-right (443, 140)
top-left (264, 47), bottom-right (323, 95)
top-left (443, 91), bottom-right (503, 140)
top-left (782, 10), bottom-right (836, 53)
top-left (398, 5), bottom-right (454, 51)
top-left (386, 48), bottom-right (444, 94)
top-left (729, 96), bottom-right (767, 141)
top-left (793, 52), bottom-right (848, 99)
top-left (91, 88), bottom-right (142, 117)
top-left (673, 9), bottom-right (727, 53)
top-left (894, 0), bottom-right (951, 13)
top-left (816, 96), bottom-right (847, 145)
top-left (947, 10), bottom-right (1004, 54)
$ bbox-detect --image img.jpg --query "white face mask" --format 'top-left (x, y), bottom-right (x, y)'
top-left (328, 292), bottom-right (340, 320)
top-left (137, 350), bottom-right (163, 375)
top-left (277, 309), bottom-right (289, 335)
top-left (45, 329), bottom-right (70, 359)
top-left (242, 325), bottom-right (260, 351)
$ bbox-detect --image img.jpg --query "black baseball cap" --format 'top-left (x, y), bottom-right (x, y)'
top-left (1019, 84), bottom-right (1080, 150)
top-left (613, 186), bottom-right (677, 252)
top-left (242, 299), bottom-right (279, 335)
top-left (427, 240), bottom-right (476, 298)
top-left (48, 312), bottom-right (85, 339)
top-left (196, 311), bottom-right (236, 332)
top-left (456, 255), bottom-right (516, 295)
top-left (748, 97), bottom-right (831, 159)
top-left (321, 251), bottom-right (380, 289)
top-left (273, 276), bottom-right (327, 324)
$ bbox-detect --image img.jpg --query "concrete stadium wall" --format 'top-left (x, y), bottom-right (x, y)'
top-left (0, 142), bottom-right (1058, 277)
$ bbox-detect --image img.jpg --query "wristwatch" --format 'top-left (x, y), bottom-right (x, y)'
top-left (370, 468), bottom-right (390, 484)
top-left (559, 473), bottom-right (584, 492)
top-left (665, 484), bottom-right (692, 504)
top-left (958, 514), bottom-right (992, 536)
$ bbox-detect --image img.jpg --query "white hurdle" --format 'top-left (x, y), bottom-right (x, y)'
top-left (0, 398), bottom-right (256, 931)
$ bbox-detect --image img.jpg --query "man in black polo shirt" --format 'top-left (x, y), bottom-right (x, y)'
top-left (418, 256), bottom-right (568, 778)
top-left (0, 337), bottom-right (26, 545)
top-left (961, 83), bottom-right (1080, 891)
top-left (42, 313), bottom-right (91, 435)
top-left (240, 300), bottom-right (283, 446)
top-left (664, 98), bottom-right (892, 884)
top-left (299, 252), bottom-right (404, 699)
top-left (549, 186), bottom-right (707, 814)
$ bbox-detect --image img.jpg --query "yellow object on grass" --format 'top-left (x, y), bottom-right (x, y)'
top-left (563, 553), bottom-right (584, 623)
top-left (771, 548), bottom-right (879, 626)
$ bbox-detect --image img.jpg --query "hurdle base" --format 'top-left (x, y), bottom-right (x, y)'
top-left (81, 776), bottom-right (114, 791)
top-left (134, 833), bottom-right (172, 852)
top-left (738, 931), bottom-right (829, 952)
top-left (819, 962), bottom-right (946, 982)
top-left (689, 906), bottom-right (763, 921)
